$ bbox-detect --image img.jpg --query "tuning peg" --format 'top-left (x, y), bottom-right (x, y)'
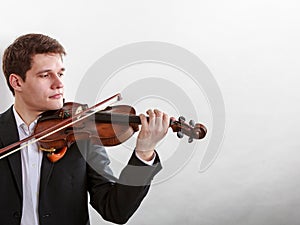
top-left (188, 137), bottom-right (194, 143)
top-left (177, 131), bottom-right (184, 138)
top-left (189, 119), bottom-right (195, 127)
top-left (178, 116), bottom-right (186, 122)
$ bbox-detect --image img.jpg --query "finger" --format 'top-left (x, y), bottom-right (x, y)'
top-left (153, 109), bottom-right (163, 118)
top-left (162, 112), bottom-right (170, 131)
top-left (138, 113), bottom-right (150, 140)
top-left (139, 113), bottom-right (148, 129)
top-left (146, 109), bottom-right (156, 127)
top-left (153, 109), bottom-right (164, 127)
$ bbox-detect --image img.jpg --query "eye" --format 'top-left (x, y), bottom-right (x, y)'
top-left (39, 74), bottom-right (49, 78)
top-left (58, 73), bottom-right (64, 77)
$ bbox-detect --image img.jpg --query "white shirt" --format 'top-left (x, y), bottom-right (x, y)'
top-left (13, 107), bottom-right (42, 225)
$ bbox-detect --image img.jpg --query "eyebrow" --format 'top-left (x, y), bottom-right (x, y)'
top-left (36, 68), bottom-right (66, 75)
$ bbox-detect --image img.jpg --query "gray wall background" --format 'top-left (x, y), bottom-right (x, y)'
top-left (1, 0), bottom-right (300, 224)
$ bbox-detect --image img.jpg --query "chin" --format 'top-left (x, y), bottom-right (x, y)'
top-left (48, 99), bottom-right (64, 110)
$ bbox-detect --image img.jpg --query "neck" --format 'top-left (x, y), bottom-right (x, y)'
top-left (14, 100), bottom-right (41, 126)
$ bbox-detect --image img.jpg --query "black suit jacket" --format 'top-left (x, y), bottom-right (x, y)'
top-left (0, 106), bottom-right (162, 225)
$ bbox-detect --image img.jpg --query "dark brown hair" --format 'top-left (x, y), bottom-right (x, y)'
top-left (2, 33), bottom-right (66, 94)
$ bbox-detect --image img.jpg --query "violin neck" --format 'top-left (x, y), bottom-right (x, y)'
top-left (95, 112), bottom-right (170, 125)
top-left (95, 112), bottom-right (142, 124)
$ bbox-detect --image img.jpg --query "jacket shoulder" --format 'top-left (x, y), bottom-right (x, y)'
top-left (0, 106), bottom-right (14, 122)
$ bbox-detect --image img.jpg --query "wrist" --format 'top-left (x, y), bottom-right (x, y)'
top-left (135, 149), bottom-right (155, 161)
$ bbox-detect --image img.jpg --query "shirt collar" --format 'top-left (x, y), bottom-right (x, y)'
top-left (12, 106), bottom-right (39, 134)
top-left (13, 106), bottom-right (25, 128)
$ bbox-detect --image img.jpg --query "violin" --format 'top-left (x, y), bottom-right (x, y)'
top-left (0, 93), bottom-right (207, 163)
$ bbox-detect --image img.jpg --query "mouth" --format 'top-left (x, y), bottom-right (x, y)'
top-left (49, 93), bottom-right (63, 99)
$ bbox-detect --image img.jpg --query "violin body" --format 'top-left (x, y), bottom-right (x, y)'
top-left (36, 103), bottom-right (140, 147)
top-left (35, 103), bottom-right (143, 162)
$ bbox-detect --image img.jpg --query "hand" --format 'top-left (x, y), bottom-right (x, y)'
top-left (135, 109), bottom-right (170, 161)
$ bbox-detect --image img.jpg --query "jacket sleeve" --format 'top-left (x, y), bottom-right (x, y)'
top-left (86, 144), bottom-right (162, 224)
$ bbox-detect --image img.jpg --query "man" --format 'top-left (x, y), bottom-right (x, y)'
top-left (0, 33), bottom-right (170, 225)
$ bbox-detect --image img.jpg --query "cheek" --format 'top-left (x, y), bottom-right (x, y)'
top-left (24, 86), bottom-right (47, 102)
top-left (27, 81), bottom-right (47, 94)
top-left (27, 86), bottom-right (42, 96)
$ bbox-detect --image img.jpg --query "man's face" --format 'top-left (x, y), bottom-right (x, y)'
top-left (18, 53), bottom-right (65, 113)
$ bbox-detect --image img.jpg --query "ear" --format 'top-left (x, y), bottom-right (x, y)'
top-left (9, 74), bottom-right (24, 93)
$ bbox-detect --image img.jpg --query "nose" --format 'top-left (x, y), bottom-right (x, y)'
top-left (51, 74), bottom-right (64, 89)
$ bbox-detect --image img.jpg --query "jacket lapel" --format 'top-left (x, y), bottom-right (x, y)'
top-left (7, 152), bottom-right (22, 199)
top-left (39, 152), bottom-right (54, 195)
top-left (0, 106), bottom-right (23, 198)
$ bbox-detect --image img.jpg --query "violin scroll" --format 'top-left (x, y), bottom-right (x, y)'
top-left (170, 116), bottom-right (207, 143)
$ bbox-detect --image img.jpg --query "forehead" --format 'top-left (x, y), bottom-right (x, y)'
top-left (31, 53), bottom-right (64, 69)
